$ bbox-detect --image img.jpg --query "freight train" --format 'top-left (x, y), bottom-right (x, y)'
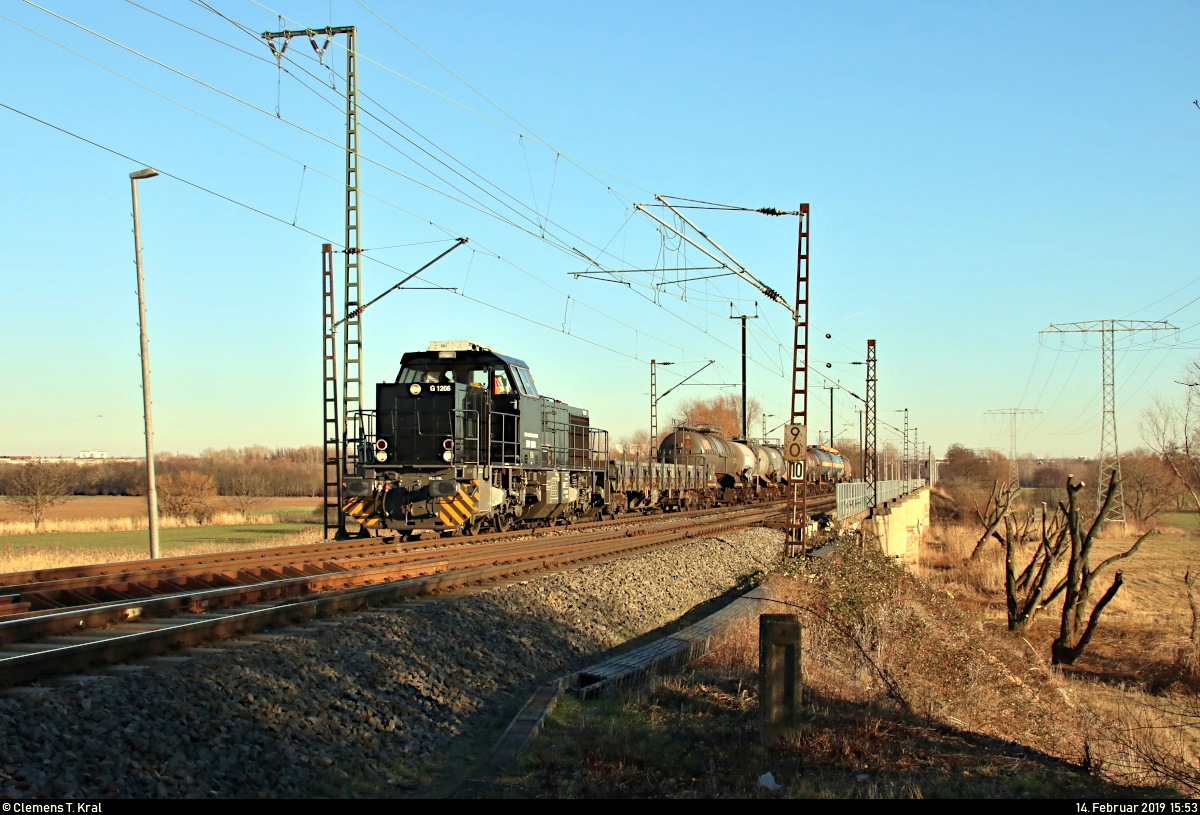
top-left (340, 341), bottom-right (852, 536)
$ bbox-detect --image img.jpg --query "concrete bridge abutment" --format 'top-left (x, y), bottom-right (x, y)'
top-left (864, 487), bottom-right (929, 568)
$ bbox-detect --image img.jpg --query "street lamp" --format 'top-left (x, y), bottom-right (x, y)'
top-left (130, 167), bottom-right (161, 559)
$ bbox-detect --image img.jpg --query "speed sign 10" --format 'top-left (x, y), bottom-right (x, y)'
top-left (783, 424), bottom-right (806, 461)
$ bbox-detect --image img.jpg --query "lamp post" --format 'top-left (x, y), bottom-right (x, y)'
top-left (130, 167), bottom-right (161, 559)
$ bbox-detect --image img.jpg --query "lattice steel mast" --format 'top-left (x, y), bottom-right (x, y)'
top-left (864, 339), bottom-right (877, 507)
top-left (263, 24), bottom-right (361, 469)
top-left (1040, 319), bottom-right (1176, 530)
top-left (321, 244), bottom-right (343, 539)
top-left (650, 360), bottom-right (659, 452)
top-left (785, 205), bottom-right (810, 557)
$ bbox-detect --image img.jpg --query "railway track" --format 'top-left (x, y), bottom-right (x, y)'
top-left (0, 496), bottom-right (831, 689)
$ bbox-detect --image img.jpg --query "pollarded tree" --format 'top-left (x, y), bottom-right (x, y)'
top-left (1003, 499), bottom-right (1069, 631)
top-left (969, 479), bottom-right (1017, 562)
top-left (1050, 473), bottom-right (1150, 666)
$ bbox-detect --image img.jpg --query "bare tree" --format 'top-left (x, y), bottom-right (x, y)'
top-left (668, 393), bottom-right (762, 438)
top-left (1142, 389), bottom-right (1200, 516)
top-left (4, 460), bottom-right (74, 530)
top-left (1122, 449), bottom-right (1179, 523)
top-left (157, 471), bottom-right (217, 523)
top-left (969, 480), bottom-right (1017, 561)
top-left (1004, 501), bottom-right (1069, 631)
top-left (1051, 473), bottom-right (1150, 666)
top-left (614, 429), bottom-right (653, 458)
top-left (1183, 569), bottom-right (1200, 674)
top-left (225, 470), bottom-right (271, 513)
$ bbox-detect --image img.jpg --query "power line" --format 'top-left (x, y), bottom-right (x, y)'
top-left (23, 0), bottom-right (706, 363)
top-left (0, 100), bottom-right (338, 245)
top-left (16, 1), bottom-right (837, 412)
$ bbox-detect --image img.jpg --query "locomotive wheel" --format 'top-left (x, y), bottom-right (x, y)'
top-left (494, 514), bottom-right (512, 533)
top-left (464, 517), bottom-right (482, 536)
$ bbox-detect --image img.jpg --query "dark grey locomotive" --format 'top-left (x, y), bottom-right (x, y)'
top-left (342, 341), bottom-right (608, 533)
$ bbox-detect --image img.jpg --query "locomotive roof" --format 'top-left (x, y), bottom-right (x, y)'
top-left (398, 347), bottom-right (531, 370)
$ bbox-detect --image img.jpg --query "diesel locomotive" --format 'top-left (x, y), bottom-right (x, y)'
top-left (339, 340), bottom-right (852, 536)
top-left (342, 340), bottom-right (609, 534)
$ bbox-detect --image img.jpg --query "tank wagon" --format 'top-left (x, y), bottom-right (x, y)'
top-left (657, 426), bottom-right (852, 498)
top-left (339, 341), bottom-right (851, 536)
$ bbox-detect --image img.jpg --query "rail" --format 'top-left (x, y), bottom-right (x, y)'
top-left (0, 502), bottom-right (781, 688)
top-left (835, 479), bottom-right (926, 518)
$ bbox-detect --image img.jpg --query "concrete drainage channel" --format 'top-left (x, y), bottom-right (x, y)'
top-left (0, 527), bottom-right (785, 798)
top-left (464, 584), bottom-right (778, 791)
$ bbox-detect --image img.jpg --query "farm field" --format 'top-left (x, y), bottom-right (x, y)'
top-left (0, 522), bottom-right (322, 573)
top-left (1159, 511), bottom-right (1200, 531)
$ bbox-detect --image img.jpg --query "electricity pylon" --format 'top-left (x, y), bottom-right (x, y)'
top-left (1040, 319), bottom-right (1176, 531)
top-left (985, 408), bottom-right (1040, 488)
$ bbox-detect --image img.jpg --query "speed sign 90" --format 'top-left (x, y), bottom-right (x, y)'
top-left (783, 424), bottom-right (806, 462)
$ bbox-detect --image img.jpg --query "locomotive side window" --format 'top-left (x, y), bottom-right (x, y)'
top-left (513, 366), bottom-right (538, 396)
top-left (492, 368), bottom-right (516, 395)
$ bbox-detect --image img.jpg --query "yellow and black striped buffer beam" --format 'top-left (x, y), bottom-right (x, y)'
top-left (342, 493), bottom-right (386, 528)
top-left (436, 481), bottom-right (479, 526)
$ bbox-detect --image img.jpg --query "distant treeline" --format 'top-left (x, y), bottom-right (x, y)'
top-left (0, 446), bottom-right (322, 498)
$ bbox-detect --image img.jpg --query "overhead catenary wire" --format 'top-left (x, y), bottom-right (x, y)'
top-left (14, 2), bottom-right (714, 368)
top-left (16, 1), bottom-right (861, 425)
top-left (0, 100), bottom-right (338, 245)
top-left (0, 99), bottom-right (714, 384)
top-left (177, 0), bottom-right (694, 291)
top-left (241, 0), bottom-right (652, 207)
top-left (23, 0), bottom-right (622, 267)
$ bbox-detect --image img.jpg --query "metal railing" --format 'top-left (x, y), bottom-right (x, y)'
top-left (836, 479), bottom-right (926, 518)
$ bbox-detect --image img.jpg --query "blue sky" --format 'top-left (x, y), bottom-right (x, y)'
top-left (1, 0), bottom-right (1198, 460)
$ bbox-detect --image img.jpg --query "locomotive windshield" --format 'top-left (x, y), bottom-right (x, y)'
top-left (397, 364), bottom-right (487, 388)
top-left (394, 353), bottom-right (537, 396)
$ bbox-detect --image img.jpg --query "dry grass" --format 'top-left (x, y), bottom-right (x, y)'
top-left (0, 495), bottom-right (321, 537)
top-left (0, 510), bottom-right (316, 537)
top-left (508, 543), bottom-right (1167, 798)
top-left (921, 522), bottom-right (1200, 683)
top-left (0, 495), bottom-right (319, 522)
top-left (917, 520), bottom-right (1200, 793)
top-left (0, 526), bottom-right (323, 573)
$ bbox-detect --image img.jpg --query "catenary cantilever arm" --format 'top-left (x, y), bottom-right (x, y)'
top-left (335, 238), bottom-right (468, 328)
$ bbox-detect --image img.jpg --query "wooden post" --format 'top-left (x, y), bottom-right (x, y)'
top-left (759, 614), bottom-right (802, 743)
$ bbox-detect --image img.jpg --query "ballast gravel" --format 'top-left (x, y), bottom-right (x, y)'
top-left (0, 527), bottom-right (783, 798)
